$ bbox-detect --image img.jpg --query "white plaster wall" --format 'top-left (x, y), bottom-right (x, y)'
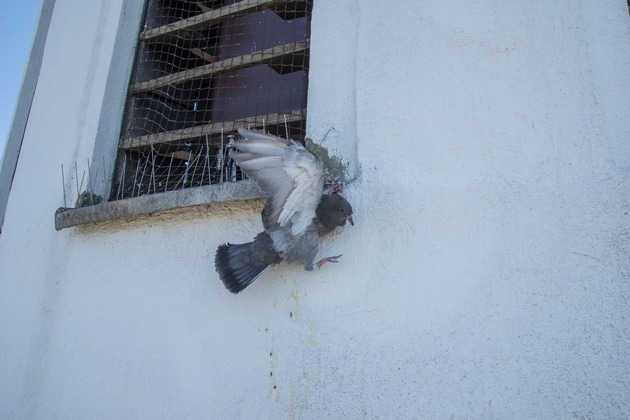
top-left (1, 0), bottom-right (629, 418)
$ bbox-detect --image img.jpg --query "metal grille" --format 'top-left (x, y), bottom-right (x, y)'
top-left (112, 0), bottom-right (313, 200)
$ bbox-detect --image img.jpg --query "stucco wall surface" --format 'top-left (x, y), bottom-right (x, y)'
top-left (1, 0), bottom-right (629, 418)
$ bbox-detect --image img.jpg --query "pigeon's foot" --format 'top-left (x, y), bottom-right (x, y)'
top-left (316, 254), bottom-right (343, 269)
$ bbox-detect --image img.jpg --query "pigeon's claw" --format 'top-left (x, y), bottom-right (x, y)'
top-left (316, 254), bottom-right (343, 269)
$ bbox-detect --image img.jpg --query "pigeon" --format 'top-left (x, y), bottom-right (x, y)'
top-left (215, 128), bottom-right (354, 294)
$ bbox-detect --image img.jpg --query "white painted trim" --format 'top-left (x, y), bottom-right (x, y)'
top-left (0, 0), bottom-right (56, 232)
top-left (89, 0), bottom-right (146, 200)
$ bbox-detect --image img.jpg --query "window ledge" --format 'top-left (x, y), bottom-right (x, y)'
top-left (55, 180), bottom-right (263, 230)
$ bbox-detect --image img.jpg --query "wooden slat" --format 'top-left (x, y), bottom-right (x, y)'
top-left (130, 40), bottom-right (309, 94)
top-left (141, 0), bottom-right (290, 42)
top-left (194, 1), bottom-right (211, 13)
top-left (189, 47), bottom-right (218, 63)
top-left (121, 109), bottom-right (306, 150)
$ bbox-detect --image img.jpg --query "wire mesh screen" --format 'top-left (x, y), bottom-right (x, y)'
top-left (112, 0), bottom-right (313, 200)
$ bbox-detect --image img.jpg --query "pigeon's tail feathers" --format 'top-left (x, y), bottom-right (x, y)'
top-left (215, 242), bottom-right (269, 294)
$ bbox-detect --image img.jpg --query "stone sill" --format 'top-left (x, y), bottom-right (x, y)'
top-left (55, 180), bottom-right (264, 230)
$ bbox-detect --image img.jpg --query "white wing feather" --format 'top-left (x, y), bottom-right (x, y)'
top-left (232, 128), bottom-right (324, 237)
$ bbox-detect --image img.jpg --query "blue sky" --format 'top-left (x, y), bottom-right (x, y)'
top-left (0, 1), bottom-right (41, 158)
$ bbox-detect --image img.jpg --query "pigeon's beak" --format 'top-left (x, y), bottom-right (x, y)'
top-left (347, 215), bottom-right (354, 226)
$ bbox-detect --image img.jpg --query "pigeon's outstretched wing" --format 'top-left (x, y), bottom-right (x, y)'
top-left (232, 128), bottom-right (324, 237)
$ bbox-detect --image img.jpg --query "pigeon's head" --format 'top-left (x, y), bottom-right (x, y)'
top-left (317, 194), bottom-right (354, 231)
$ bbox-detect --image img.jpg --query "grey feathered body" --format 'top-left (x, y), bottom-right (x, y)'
top-left (270, 220), bottom-right (321, 271)
top-left (215, 129), bottom-right (353, 294)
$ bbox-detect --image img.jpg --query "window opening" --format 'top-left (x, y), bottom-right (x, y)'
top-left (112, 0), bottom-right (312, 200)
